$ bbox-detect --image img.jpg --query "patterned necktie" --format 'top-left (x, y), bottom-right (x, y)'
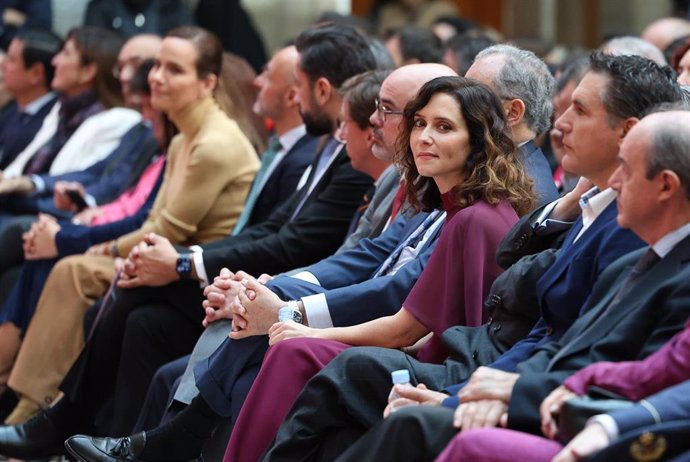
top-left (232, 136), bottom-right (283, 235)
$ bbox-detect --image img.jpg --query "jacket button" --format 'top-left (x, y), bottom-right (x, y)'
top-left (493, 324), bottom-right (502, 333)
top-left (472, 350), bottom-right (478, 359)
top-left (487, 316), bottom-right (493, 325)
top-left (546, 326), bottom-right (553, 336)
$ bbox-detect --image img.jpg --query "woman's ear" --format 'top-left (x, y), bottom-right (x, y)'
top-left (199, 74), bottom-right (218, 98)
top-left (79, 62), bottom-right (98, 86)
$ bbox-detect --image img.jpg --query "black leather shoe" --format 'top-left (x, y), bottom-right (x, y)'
top-left (65, 432), bottom-right (202, 462)
top-left (0, 409), bottom-right (64, 458)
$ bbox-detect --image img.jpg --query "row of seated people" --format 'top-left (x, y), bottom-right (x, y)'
top-left (0, 20), bottom-right (688, 462)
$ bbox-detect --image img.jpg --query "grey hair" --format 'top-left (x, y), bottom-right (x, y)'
top-left (646, 115), bottom-right (690, 199)
top-left (474, 44), bottom-right (554, 134)
top-left (602, 36), bottom-right (667, 66)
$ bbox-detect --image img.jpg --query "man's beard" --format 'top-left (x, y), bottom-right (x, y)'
top-left (300, 107), bottom-right (333, 136)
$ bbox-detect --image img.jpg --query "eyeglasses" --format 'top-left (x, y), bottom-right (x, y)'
top-left (375, 98), bottom-right (404, 121)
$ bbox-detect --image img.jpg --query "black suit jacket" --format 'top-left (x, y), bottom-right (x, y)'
top-left (496, 202), bottom-right (572, 269)
top-left (508, 236), bottom-right (690, 434)
top-left (245, 133), bottom-right (318, 228)
top-left (200, 144), bottom-right (373, 277)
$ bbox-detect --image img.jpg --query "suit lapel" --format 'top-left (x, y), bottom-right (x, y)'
top-left (551, 237), bottom-right (690, 366)
top-left (535, 202), bottom-right (616, 301)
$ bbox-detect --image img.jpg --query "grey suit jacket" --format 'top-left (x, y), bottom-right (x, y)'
top-left (338, 165), bottom-right (400, 253)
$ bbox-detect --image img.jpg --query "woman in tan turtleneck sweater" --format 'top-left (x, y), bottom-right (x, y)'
top-left (0, 26), bottom-right (259, 424)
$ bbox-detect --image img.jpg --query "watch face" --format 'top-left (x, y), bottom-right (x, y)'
top-left (177, 255), bottom-right (191, 277)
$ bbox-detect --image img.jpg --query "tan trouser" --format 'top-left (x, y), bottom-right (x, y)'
top-left (8, 254), bottom-right (115, 407)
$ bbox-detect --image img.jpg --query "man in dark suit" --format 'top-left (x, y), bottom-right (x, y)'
top-left (0, 22), bottom-right (376, 460)
top-left (57, 63), bottom-right (457, 462)
top-left (0, 28), bottom-right (60, 170)
top-left (230, 44), bottom-right (317, 233)
top-left (251, 57), bottom-right (690, 460)
top-left (245, 54), bottom-right (684, 462)
top-left (192, 50), bottom-right (663, 462)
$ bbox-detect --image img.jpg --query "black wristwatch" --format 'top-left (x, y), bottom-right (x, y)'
top-left (176, 254), bottom-right (192, 280)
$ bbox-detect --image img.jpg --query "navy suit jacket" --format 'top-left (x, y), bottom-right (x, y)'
top-left (245, 133), bottom-right (318, 228)
top-left (0, 96), bottom-right (57, 169)
top-left (267, 211), bottom-right (442, 327)
top-left (40, 122), bottom-right (158, 203)
top-left (521, 140), bottom-right (559, 207)
top-left (55, 162), bottom-right (165, 257)
top-left (5, 123), bottom-right (158, 218)
top-left (484, 201), bottom-right (644, 372)
top-left (443, 201), bottom-right (644, 400)
top-left (610, 380), bottom-right (690, 435)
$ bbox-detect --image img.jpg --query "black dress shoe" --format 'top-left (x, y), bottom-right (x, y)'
top-left (65, 432), bottom-right (201, 462)
top-left (0, 409), bottom-right (64, 458)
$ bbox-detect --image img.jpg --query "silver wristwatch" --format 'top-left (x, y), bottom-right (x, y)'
top-left (278, 300), bottom-right (303, 324)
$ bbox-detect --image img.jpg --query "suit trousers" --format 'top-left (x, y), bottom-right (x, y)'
top-left (257, 343), bottom-right (471, 462)
top-left (8, 255), bottom-right (115, 408)
top-left (59, 278), bottom-right (205, 434)
top-left (334, 406), bottom-right (460, 462)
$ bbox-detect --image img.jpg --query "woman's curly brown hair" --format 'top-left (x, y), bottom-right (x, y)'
top-left (394, 76), bottom-right (536, 216)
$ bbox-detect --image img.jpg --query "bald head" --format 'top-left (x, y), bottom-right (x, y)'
top-left (612, 110), bottom-right (690, 240)
top-left (253, 45), bottom-right (300, 126)
top-left (118, 34), bottom-right (161, 107)
top-left (370, 63), bottom-right (456, 160)
top-left (642, 17), bottom-right (690, 52)
top-left (602, 36), bottom-right (667, 65)
top-left (641, 110), bottom-right (690, 195)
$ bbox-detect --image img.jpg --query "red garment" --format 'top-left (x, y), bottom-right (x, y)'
top-left (406, 198), bottom-right (518, 363)
top-left (434, 428), bottom-right (562, 462)
top-left (223, 195), bottom-right (518, 462)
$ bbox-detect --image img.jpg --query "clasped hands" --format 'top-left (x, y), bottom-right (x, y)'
top-left (23, 214), bottom-right (61, 260)
top-left (383, 367), bottom-right (519, 431)
top-left (228, 275), bottom-right (318, 343)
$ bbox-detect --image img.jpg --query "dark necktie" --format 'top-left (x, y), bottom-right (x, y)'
top-left (345, 184), bottom-right (377, 237)
top-left (547, 247), bottom-right (661, 370)
top-left (610, 248), bottom-right (660, 306)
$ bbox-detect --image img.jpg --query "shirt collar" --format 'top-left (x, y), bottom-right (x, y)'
top-left (653, 221), bottom-right (690, 258)
top-left (277, 124), bottom-right (307, 154)
top-left (22, 92), bottom-right (56, 115)
top-left (579, 187), bottom-right (616, 229)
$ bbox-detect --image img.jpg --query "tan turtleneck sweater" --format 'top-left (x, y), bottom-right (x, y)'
top-left (115, 97), bottom-right (259, 256)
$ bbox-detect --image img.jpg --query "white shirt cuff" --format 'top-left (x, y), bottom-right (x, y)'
top-left (588, 414), bottom-right (619, 441)
top-left (84, 193), bottom-right (97, 208)
top-left (301, 293), bottom-right (333, 328)
top-left (31, 174), bottom-right (46, 193)
top-left (532, 199), bottom-right (560, 226)
top-left (190, 245), bottom-right (208, 288)
top-left (291, 271), bottom-right (321, 286)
